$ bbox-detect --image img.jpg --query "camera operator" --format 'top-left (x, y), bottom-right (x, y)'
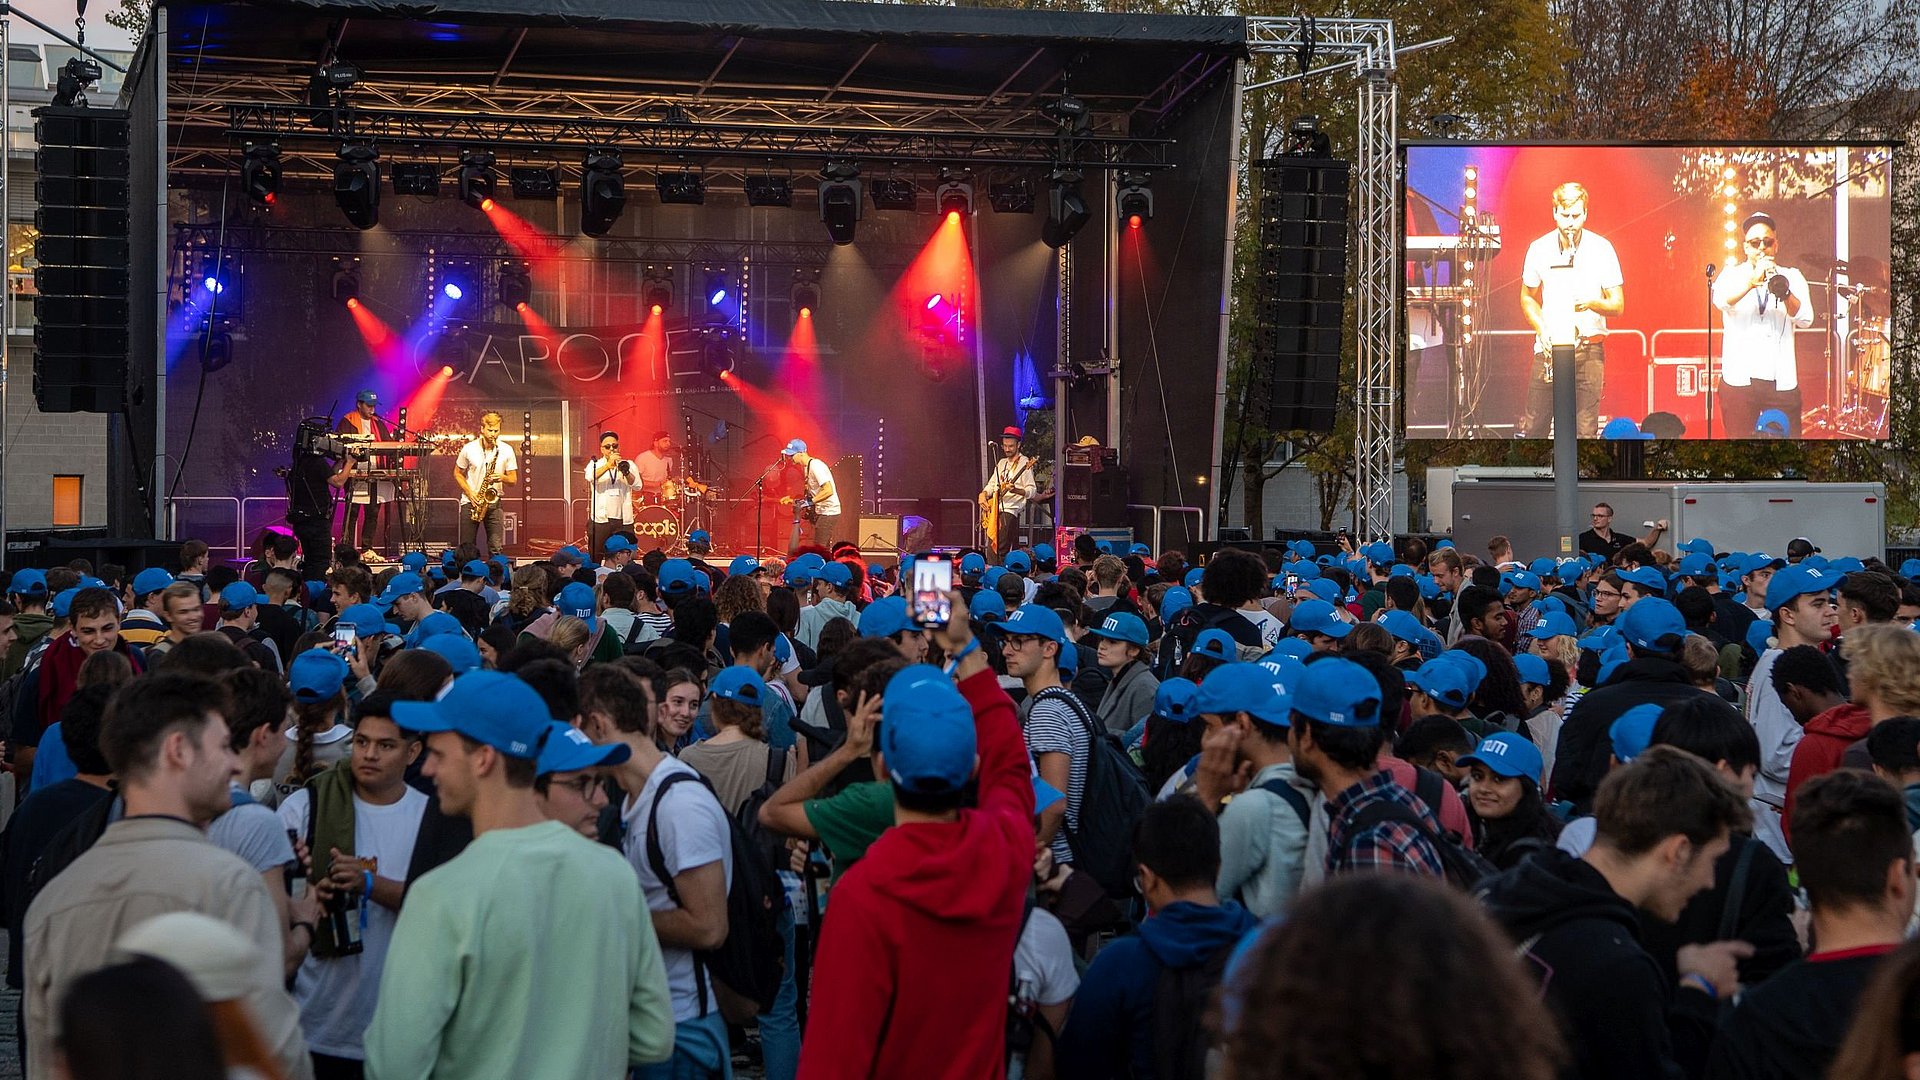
top-left (287, 421), bottom-right (351, 580)
top-left (1714, 212), bottom-right (1813, 438)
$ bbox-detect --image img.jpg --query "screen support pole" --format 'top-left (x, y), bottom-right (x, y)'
top-left (1553, 343), bottom-right (1579, 558)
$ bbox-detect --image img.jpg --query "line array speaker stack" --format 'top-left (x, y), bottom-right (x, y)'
top-left (33, 105), bottom-right (131, 414)
top-left (1252, 157), bottom-right (1350, 433)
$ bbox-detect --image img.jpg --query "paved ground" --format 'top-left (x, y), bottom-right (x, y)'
top-left (0, 935), bottom-right (19, 1079)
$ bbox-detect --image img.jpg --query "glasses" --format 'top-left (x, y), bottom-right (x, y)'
top-left (1594, 587), bottom-right (1623, 600)
top-left (1745, 237), bottom-right (1777, 249)
top-left (553, 776), bottom-right (603, 800)
top-left (602, 442), bottom-right (619, 449)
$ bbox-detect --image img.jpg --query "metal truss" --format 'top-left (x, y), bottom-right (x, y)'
top-left (1246, 17), bottom-right (1400, 541)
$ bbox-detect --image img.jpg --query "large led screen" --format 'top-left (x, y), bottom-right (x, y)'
top-left (1403, 143), bottom-right (1894, 440)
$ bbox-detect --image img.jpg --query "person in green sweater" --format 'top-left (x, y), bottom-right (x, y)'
top-left (366, 671), bottom-right (673, 1080)
top-left (2, 570), bottom-right (52, 680)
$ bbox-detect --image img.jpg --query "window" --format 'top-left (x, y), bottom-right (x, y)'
top-left (51, 475), bottom-right (81, 527)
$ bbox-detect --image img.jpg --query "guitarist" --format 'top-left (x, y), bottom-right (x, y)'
top-left (453, 410), bottom-right (518, 558)
top-left (980, 425), bottom-right (1037, 563)
top-left (778, 438), bottom-right (840, 550)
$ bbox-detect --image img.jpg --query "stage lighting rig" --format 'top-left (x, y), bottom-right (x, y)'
top-left (1043, 168), bottom-right (1090, 249)
top-left (702, 266), bottom-right (733, 318)
top-left (580, 149), bottom-right (626, 237)
top-left (643, 265), bottom-right (674, 314)
top-left (240, 143), bottom-right (281, 208)
top-left (868, 177), bottom-right (917, 212)
top-left (390, 162), bottom-right (441, 196)
top-left (818, 162), bottom-right (863, 246)
top-left (1117, 172), bottom-right (1153, 230)
top-left (936, 169), bottom-right (973, 221)
top-left (791, 268), bottom-right (820, 323)
top-left (745, 175), bottom-right (793, 207)
top-left (334, 140), bottom-right (381, 230)
top-left (656, 171), bottom-right (706, 205)
top-left (989, 179), bottom-right (1034, 214)
top-left (51, 55), bottom-right (100, 108)
top-left (1041, 92), bottom-right (1091, 135)
top-left (509, 165), bottom-right (558, 199)
top-left (330, 257), bottom-right (361, 306)
top-left (458, 150), bottom-right (497, 209)
top-left (497, 260), bottom-right (532, 308)
top-left (1282, 115), bottom-right (1332, 158)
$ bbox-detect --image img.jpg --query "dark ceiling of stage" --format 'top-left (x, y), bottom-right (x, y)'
top-left (160, 0), bottom-right (1245, 179)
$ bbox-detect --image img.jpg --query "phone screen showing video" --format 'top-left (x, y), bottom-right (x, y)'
top-left (912, 557), bottom-right (954, 628)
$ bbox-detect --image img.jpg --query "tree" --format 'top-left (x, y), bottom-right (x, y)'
top-left (103, 0), bottom-right (150, 39)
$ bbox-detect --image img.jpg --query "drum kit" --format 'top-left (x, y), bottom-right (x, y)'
top-left (628, 476), bottom-right (717, 555)
top-left (1798, 252), bottom-right (1889, 439)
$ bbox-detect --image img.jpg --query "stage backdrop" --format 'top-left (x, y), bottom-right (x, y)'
top-left (1403, 143), bottom-right (1894, 441)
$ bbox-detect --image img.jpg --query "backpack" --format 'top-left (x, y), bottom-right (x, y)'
top-left (1035, 687), bottom-right (1149, 898)
top-left (23, 791), bottom-right (118, 913)
top-left (1150, 938), bottom-right (1236, 1080)
top-left (644, 770), bottom-right (786, 1022)
top-left (1342, 788), bottom-right (1498, 890)
top-left (1253, 776), bottom-right (1311, 830)
top-left (733, 745), bottom-right (792, 881)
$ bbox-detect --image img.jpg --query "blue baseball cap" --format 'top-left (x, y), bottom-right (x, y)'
top-left (1558, 559), bottom-right (1587, 581)
top-left (1004, 551), bottom-right (1032, 573)
top-left (781, 439), bottom-right (808, 457)
top-left (1618, 597), bottom-right (1687, 655)
top-left (1677, 538), bottom-right (1715, 556)
top-left (1289, 599), bottom-right (1350, 639)
top-left (1756, 409), bottom-right (1790, 437)
top-left (1603, 417), bottom-right (1655, 440)
top-left (1526, 610), bottom-right (1579, 640)
top-left (558, 546), bottom-right (590, 566)
top-left (131, 567), bottom-right (174, 598)
top-left (710, 666), bottom-right (767, 708)
top-left (1416, 574), bottom-right (1440, 600)
top-left (399, 552), bottom-right (428, 572)
top-left (968, 590), bottom-right (1007, 624)
top-left (1616, 566), bottom-right (1667, 596)
top-left (1362, 541), bottom-right (1394, 565)
top-left (1002, 603), bottom-right (1067, 647)
top-left (288, 648), bottom-right (350, 704)
top-left (220, 581), bottom-right (267, 611)
top-left (1764, 563), bottom-right (1836, 612)
top-left (980, 566), bottom-right (1007, 590)
top-left (393, 672), bottom-right (552, 759)
top-left (1832, 557), bottom-right (1867, 575)
top-left (1151, 678), bottom-right (1201, 723)
top-left (1389, 564), bottom-right (1415, 579)
top-left (556, 581), bottom-right (598, 630)
top-left (1033, 543), bottom-right (1055, 563)
top-left (374, 572), bottom-right (426, 609)
top-left (687, 530), bottom-right (711, 547)
top-left (1378, 609), bottom-right (1427, 646)
top-left (774, 633), bottom-right (793, 665)
top-left (1084, 612), bottom-right (1148, 647)
top-left (858, 596), bottom-right (914, 639)
top-left (819, 562), bottom-right (853, 588)
top-left (1506, 571), bottom-right (1542, 592)
top-left (603, 535), bottom-right (634, 556)
top-left (1191, 628), bottom-right (1237, 662)
top-left (959, 552), bottom-right (988, 576)
top-left (535, 721), bottom-right (630, 776)
top-left (782, 562), bottom-right (817, 587)
top-left (1288, 540), bottom-right (1316, 559)
top-left (6, 569), bottom-right (45, 596)
top-left (460, 560), bottom-right (490, 579)
top-left (1577, 625), bottom-right (1624, 653)
top-left (1292, 657), bottom-right (1384, 727)
top-left (727, 555), bottom-right (761, 578)
top-left (1265, 639), bottom-right (1315, 662)
top-left (1128, 543), bottom-right (1150, 557)
top-left (1459, 732), bottom-right (1546, 785)
top-left (439, 548), bottom-right (458, 566)
top-left (1287, 562), bottom-right (1322, 581)
top-left (1512, 652), bottom-right (1551, 688)
top-left (1159, 586), bottom-right (1194, 621)
top-left (659, 558), bottom-right (702, 597)
top-left (879, 664), bottom-right (975, 793)
top-left (1193, 662), bottom-right (1292, 726)
top-left (356, 389), bottom-right (379, 405)
top-left (1183, 568), bottom-right (1205, 588)
top-left (50, 588), bottom-right (81, 619)
top-left (1675, 553), bottom-right (1715, 578)
top-left (1610, 703), bottom-right (1664, 762)
top-left (420, 632), bottom-right (482, 674)
top-left (792, 553), bottom-right (828, 571)
top-left (1303, 578), bottom-right (1342, 604)
top-left (1528, 557), bottom-right (1559, 579)
top-left (338, 603), bottom-right (398, 638)
top-left (1597, 644), bottom-right (1632, 685)
top-left (1900, 558), bottom-right (1920, 580)
top-left (1407, 656), bottom-right (1474, 710)
top-left (405, 611), bottom-right (465, 647)
top-left (1737, 553), bottom-right (1786, 578)
top-left (1532, 595), bottom-right (1568, 616)
top-left (426, 565), bottom-right (449, 585)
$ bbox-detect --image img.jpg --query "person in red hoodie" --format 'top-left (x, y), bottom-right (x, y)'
top-left (11, 587), bottom-right (142, 779)
top-left (796, 593), bottom-right (1034, 1080)
top-left (1782, 626), bottom-right (1920, 842)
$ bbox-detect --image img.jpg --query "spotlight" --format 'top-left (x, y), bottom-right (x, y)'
top-left (744, 175), bottom-right (793, 207)
top-left (1282, 115), bottom-right (1333, 158)
top-left (509, 165), bottom-right (559, 199)
top-left (703, 267), bottom-right (733, 320)
top-left (444, 283), bottom-right (463, 300)
top-left (936, 170), bottom-right (973, 219)
top-left (441, 365), bottom-right (454, 377)
top-left (51, 55), bottom-right (100, 108)
top-left (791, 269), bottom-right (820, 324)
top-left (1043, 168), bottom-right (1090, 248)
top-left (497, 260), bottom-right (531, 308)
top-left (1041, 92), bottom-right (1091, 134)
top-left (818, 162), bottom-right (863, 246)
top-left (202, 277), bottom-right (224, 295)
top-left (390, 162), bottom-right (441, 197)
top-left (330, 257), bottom-right (360, 306)
top-left (334, 141), bottom-right (381, 230)
top-left (926, 294), bottom-right (944, 310)
top-left (457, 150), bottom-right (496, 210)
top-left (1117, 172), bottom-right (1153, 230)
top-left (988, 179), bottom-right (1034, 214)
top-left (643, 266), bottom-right (674, 313)
top-left (580, 149), bottom-right (626, 237)
top-left (656, 171), bottom-right (706, 205)
top-left (868, 177), bottom-right (917, 212)
top-left (240, 143), bottom-right (281, 208)
top-left (198, 328), bottom-right (234, 372)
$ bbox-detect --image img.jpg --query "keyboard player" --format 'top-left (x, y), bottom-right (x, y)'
top-left (338, 388), bottom-right (398, 552)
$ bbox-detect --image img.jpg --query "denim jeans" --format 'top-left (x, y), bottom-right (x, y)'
top-left (632, 1012), bottom-right (732, 1080)
top-left (756, 906), bottom-right (800, 1080)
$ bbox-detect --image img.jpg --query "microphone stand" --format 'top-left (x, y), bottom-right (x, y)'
top-left (750, 459), bottom-right (781, 558)
top-left (1704, 264), bottom-right (1718, 438)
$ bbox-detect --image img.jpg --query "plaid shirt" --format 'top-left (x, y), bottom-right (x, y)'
top-left (1324, 770), bottom-right (1447, 878)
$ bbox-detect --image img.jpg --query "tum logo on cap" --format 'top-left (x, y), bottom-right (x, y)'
top-left (1104, 617), bottom-right (1121, 632)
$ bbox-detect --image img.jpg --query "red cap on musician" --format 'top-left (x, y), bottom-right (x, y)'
top-left (1000, 426), bottom-right (1022, 440)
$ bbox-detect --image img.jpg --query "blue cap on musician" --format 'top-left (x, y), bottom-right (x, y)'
top-left (356, 389), bottom-right (378, 406)
top-left (1757, 409), bottom-right (1791, 437)
top-left (781, 439), bottom-right (807, 457)
top-left (1602, 417), bottom-right (1655, 441)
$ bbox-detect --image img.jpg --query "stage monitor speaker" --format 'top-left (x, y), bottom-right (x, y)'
top-left (1059, 462), bottom-right (1129, 529)
top-left (857, 513), bottom-right (901, 556)
top-left (33, 106), bottom-right (131, 414)
top-left (1252, 157), bottom-right (1350, 434)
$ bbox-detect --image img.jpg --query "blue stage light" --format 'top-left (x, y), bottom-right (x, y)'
top-left (202, 277), bottom-right (224, 294)
top-left (709, 288), bottom-right (727, 306)
top-left (443, 282), bottom-right (463, 300)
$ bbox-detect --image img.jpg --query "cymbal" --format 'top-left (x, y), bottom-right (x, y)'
top-left (1794, 253), bottom-right (1846, 274)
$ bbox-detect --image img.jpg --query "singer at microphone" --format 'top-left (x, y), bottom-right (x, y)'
top-left (1713, 212), bottom-right (1811, 438)
top-left (585, 429), bottom-right (638, 560)
top-left (335, 387), bottom-right (399, 552)
top-left (1516, 181), bottom-right (1625, 439)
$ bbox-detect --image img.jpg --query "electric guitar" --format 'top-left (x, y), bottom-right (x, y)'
top-left (979, 455), bottom-right (1031, 551)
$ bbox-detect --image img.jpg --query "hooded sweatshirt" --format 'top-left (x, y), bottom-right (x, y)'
top-left (1549, 656), bottom-right (1701, 812)
top-left (1055, 899), bottom-right (1258, 1080)
top-left (2, 611), bottom-right (53, 679)
top-left (795, 667), bottom-right (1034, 1080)
top-left (1479, 848), bottom-right (1717, 1080)
top-left (1783, 702), bottom-right (1872, 840)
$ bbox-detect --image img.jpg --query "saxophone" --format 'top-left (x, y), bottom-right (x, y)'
top-left (471, 449), bottom-right (502, 522)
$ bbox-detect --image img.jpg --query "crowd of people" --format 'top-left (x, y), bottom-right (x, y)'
top-left (7, 518), bottom-right (1920, 1080)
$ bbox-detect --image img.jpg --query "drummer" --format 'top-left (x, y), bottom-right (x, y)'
top-left (634, 431), bottom-right (676, 503)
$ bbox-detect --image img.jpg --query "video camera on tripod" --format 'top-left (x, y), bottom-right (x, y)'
top-left (295, 418), bottom-right (350, 459)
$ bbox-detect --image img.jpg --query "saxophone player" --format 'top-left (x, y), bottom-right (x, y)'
top-left (454, 411), bottom-right (519, 558)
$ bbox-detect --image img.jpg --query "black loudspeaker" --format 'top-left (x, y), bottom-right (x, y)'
top-left (33, 106), bottom-right (131, 414)
top-left (1059, 462), bottom-right (1128, 528)
top-left (1253, 157), bottom-right (1349, 433)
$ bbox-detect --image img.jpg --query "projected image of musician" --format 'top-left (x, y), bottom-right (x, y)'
top-left (1518, 182), bottom-right (1625, 438)
top-left (454, 411), bottom-right (518, 558)
top-left (1714, 212), bottom-right (1812, 438)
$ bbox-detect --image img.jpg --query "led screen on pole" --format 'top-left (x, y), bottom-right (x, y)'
top-left (1402, 143), bottom-right (1894, 440)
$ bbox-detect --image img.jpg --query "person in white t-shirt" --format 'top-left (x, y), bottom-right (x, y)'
top-left (1518, 182), bottom-right (1625, 439)
top-left (1713, 212), bottom-right (1814, 438)
top-left (453, 411), bottom-right (518, 559)
top-left (277, 697), bottom-right (429, 1073)
top-left (778, 438), bottom-right (840, 549)
top-left (584, 430), bottom-right (637, 561)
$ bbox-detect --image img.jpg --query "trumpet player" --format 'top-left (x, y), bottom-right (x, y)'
top-left (584, 430), bottom-right (637, 560)
top-left (454, 410), bottom-right (518, 558)
top-left (1714, 212), bottom-right (1812, 437)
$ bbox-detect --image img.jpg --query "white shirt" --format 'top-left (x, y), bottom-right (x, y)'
top-left (621, 757), bottom-right (733, 1022)
top-left (1715, 261), bottom-right (1813, 389)
top-left (454, 439), bottom-right (517, 506)
top-left (1012, 907), bottom-right (1079, 1008)
top-left (278, 785), bottom-right (429, 1059)
top-left (799, 456), bottom-right (839, 517)
top-left (1745, 647), bottom-right (1803, 805)
top-left (987, 454), bottom-right (1038, 516)
top-left (583, 458), bottom-right (636, 523)
top-left (1522, 231), bottom-right (1624, 345)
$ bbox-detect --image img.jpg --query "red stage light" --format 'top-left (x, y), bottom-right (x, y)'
top-left (516, 302), bottom-right (528, 312)
top-left (345, 297), bottom-right (359, 309)
top-left (799, 306), bottom-right (812, 318)
top-left (264, 192), bottom-right (276, 205)
top-left (651, 304), bottom-right (663, 316)
top-left (440, 365), bottom-right (454, 377)
top-left (480, 198), bottom-right (495, 212)
top-left (1128, 214), bottom-right (1142, 230)
top-left (946, 210), bottom-right (959, 224)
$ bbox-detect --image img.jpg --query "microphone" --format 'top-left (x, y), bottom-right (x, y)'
top-left (1705, 263), bottom-right (1718, 281)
